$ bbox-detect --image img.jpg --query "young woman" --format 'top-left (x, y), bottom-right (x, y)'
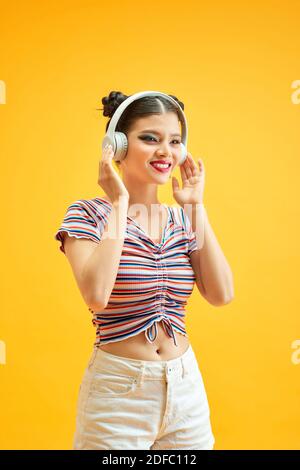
top-left (55, 91), bottom-right (234, 450)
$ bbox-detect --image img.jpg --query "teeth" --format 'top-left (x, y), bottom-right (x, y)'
top-left (151, 163), bottom-right (170, 168)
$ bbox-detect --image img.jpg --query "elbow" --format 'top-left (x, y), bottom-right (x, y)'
top-left (84, 287), bottom-right (111, 312)
top-left (206, 295), bottom-right (234, 307)
top-left (211, 294), bottom-right (234, 307)
top-left (88, 301), bottom-right (107, 312)
top-left (86, 296), bottom-right (107, 312)
top-left (211, 271), bottom-right (234, 306)
top-left (206, 287), bottom-right (235, 307)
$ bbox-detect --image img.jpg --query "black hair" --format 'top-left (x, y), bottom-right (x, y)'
top-left (97, 91), bottom-right (184, 167)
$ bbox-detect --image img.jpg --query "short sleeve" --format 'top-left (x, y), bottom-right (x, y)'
top-left (180, 207), bottom-right (198, 256)
top-left (54, 198), bottom-right (110, 254)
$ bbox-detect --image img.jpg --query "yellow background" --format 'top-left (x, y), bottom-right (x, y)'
top-left (0, 0), bottom-right (299, 450)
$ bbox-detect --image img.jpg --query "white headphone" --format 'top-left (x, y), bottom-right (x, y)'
top-left (101, 90), bottom-right (188, 166)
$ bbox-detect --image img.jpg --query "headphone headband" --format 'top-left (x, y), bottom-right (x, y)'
top-left (106, 90), bottom-right (187, 143)
top-left (102, 90), bottom-right (188, 165)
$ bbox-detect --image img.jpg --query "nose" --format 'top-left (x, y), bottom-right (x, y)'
top-left (157, 140), bottom-right (172, 157)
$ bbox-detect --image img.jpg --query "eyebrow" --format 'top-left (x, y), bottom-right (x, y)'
top-left (139, 129), bottom-right (181, 138)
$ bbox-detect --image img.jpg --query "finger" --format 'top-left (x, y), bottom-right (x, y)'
top-left (103, 145), bottom-right (113, 164)
top-left (198, 158), bottom-right (205, 173)
top-left (172, 176), bottom-right (180, 191)
top-left (108, 146), bottom-right (115, 159)
top-left (186, 163), bottom-right (192, 179)
top-left (101, 145), bottom-right (109, 163)
top-left (103, 144), bottom-right (112, 156)
top-left (184, 154), bottom-right (193, 179)
top-left (187, 154), bottom-right (198, 176)
top-left (180, 160), bottom-right (189, 181)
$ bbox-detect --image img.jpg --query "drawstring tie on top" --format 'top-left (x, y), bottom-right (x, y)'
top-left (145, 317), bottom-right (178, 347)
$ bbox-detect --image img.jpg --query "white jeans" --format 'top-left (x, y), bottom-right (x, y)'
top-left (73, 344), bottom-right (215, 450)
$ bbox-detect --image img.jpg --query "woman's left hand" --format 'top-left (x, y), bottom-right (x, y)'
top-left (171, 152), bottom-right (205, 207)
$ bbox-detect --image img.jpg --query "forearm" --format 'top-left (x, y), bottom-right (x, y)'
top-left (185, 203), bottom-right (234, 304)
top-left (82, 199), bottom-right (129, 309)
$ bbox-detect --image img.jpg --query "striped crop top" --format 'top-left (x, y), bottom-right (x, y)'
top-left (54, 197), bottom-right (199, 348)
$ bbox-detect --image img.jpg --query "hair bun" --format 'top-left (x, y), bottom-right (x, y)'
top-left (100, 91), bottom-right (128, 118)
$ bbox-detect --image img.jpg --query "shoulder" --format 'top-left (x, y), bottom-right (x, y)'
top-left (81, 196), bottom-right (111, 207)
top-left (98, 195), bottom-right (112, 205)
top-left (73, 196), bottom-right (113, 219)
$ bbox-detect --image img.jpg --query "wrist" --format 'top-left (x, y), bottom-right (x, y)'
top-left (182, 202), bottom-right (205, 211)
top-left (186, 203), bottom-right (206, 234)
top-left (112, 195), bottom-right (129, 208)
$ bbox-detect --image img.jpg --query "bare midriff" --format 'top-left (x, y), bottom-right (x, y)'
top-left (98, 196), bottom-right (190, 361)
top-left (98, 321), bottom-right (190, 361)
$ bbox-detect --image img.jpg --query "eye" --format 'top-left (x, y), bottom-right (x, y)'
top-left (140, 135), bottom-right (157, 142)
top-left (140, 135), bottom-right (181, 144)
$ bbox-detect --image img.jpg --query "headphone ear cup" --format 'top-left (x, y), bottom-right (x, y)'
top-left (179, 143), bottom-right (188, 165)
top-left (113, 132), bottom-right (128, 163)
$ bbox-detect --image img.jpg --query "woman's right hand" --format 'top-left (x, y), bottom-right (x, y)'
top-left (98, 144), bottom-right (129, 204)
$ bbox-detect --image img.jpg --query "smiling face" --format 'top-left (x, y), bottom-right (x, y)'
top-left (119, 112), bottom-right (182, 184)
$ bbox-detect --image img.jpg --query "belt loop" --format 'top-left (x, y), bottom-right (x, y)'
top-left (139, 362), bottom-right (146, 386)
top-left (181, 356), bottom-right (187, 380)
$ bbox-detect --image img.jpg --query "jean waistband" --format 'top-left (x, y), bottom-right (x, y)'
top-left (86, 344), bottom-right (199, 381)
